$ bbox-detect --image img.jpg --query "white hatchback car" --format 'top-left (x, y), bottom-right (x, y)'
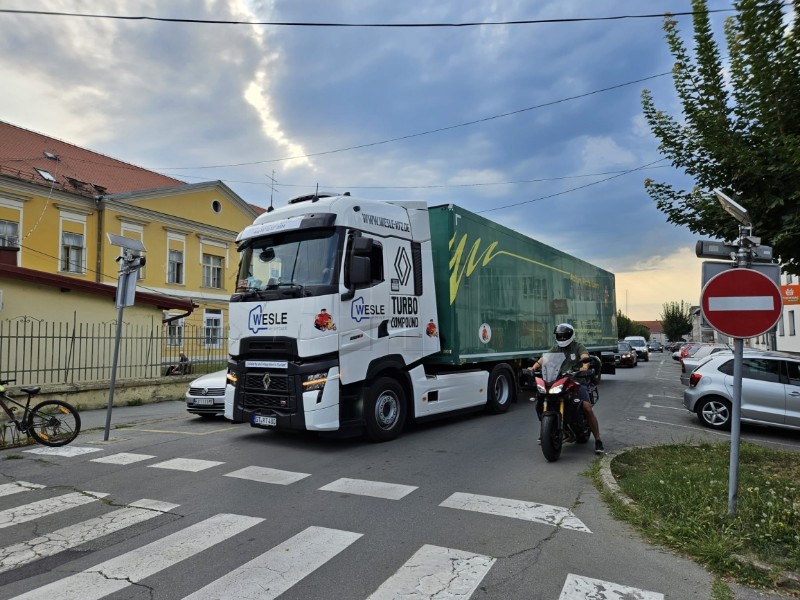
top-left (683, 351), bottom-right (800, 431)
top-left (185, 369), bottom-right (231, 418)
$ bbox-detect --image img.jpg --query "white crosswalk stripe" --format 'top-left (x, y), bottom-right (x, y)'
top-left (22, 446), bottom-right (101, 457)
top-left (182, 526), bottom-right (362, 599)
top-left (224, 465), bottom-right (310, 485)
top-left (0, 482), bottom-right (45, 498)
top-left (559, 573), bottom-right (664, 599)
top-left (366, 544), bottom-right (495, 599)
top-left (439, 492), bottom-right (591, 532)
top-left (319, 477), bottom-right (417, 500)
top-left (0, 491), bottom-right (108, 529)
top-left (7, 513), bottom-right (264, 600)
top-left (0, 499), bottom-right (178, 573)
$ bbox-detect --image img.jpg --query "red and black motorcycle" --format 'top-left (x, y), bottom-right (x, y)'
top-left (530, 353), bottom-right (599, 462)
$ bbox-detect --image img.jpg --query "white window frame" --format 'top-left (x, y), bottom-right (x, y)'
top-left (203, 309), bottom-right (223, 348)
top-left (59, 211), bottom-right (87, 274)
top-left (0, 219), bottom-right (19, 248)
top-left (166, 315), bottom-right (185, 347)
top-left (202, 253), bottom-right (224, 289)
top-left (0, 196), bottom-right (25, 266)
top-left (167, 232), bottom-right (186, 285)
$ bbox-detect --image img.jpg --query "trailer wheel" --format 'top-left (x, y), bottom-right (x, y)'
top-left (364, 376), bottom-right (407, 442)
top-left (486, 364), bottom-right (514, 414)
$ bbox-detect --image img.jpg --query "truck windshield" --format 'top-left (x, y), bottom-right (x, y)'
top-left (235, 229), bottom-right (340, 298)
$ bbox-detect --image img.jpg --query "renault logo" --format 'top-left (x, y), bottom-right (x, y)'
top-left (262, 373), bottom-right (271, 390)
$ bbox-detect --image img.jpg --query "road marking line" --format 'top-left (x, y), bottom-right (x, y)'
top-left (148, 458), bottom-right (224, 472)
top-left (224, 466), bottom-right (310, 485)
top-left (23, 447), bottom-right (101, 457)
top-left (90, 453), bottom-right (155, 465)
top-left (7, 513), bottom-right (263, 600)
top-left (0, 491), bottom-right (108, 529)
top-left (366, 544), bottom-right (495, 600)
top-left (183, 526), bottom-right (362, 599)
top-left (559, 573), bottom-right (663, 599)
top-left (0, 482), bottom-right (45, 498)
top-left (0, 499), bottom-right (178, 573)
top-left (319, 477), bottom-right (418, 500)
top-left (440, 492), bottom-right (590, 533)
top-left (647, 394), bottom-right (682, 400)
top-left (133, 427), bottom-right (239, 435)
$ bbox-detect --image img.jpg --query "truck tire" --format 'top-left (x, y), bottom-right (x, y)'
top-left (486, 364), bottom-right (515, 414)
top-left (365, 376), bottom-right (407, 442)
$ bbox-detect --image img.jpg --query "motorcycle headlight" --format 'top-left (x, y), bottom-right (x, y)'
top-left (303, 372), bottom-right (328, 392)
top-left (549, 384), bottom-right (564, 394)
top-left (536, 383), bottom-right (547, 394)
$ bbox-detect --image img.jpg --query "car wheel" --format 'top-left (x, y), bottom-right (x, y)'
top-left (697, 396), bottom-right (732, 430)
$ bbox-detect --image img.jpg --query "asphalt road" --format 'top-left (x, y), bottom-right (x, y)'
top-left (0, 354), bottom-right (797, 599)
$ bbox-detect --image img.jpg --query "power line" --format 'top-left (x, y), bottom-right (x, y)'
top-left (476, 158), bottom-right (669, 214)
top-left (156, 72), bottom-right (672, 171)
top-left (0, 7), bottom-right (738, 27)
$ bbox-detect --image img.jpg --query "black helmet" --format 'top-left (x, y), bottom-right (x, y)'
top-left (554, 323), bottom-right (575, 347)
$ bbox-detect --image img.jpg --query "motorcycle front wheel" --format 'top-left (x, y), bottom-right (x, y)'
top-left (540, 414), bottom-right (562, 462)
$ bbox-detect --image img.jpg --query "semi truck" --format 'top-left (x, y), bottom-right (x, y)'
top-left (226, 193), bottom-right (617, 441)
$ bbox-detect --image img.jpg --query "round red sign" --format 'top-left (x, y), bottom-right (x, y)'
top-left (700, 269), bottom-right (782, 338)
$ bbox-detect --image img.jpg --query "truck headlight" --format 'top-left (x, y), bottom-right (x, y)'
top-left (303, 373), bottom-right (328, 392)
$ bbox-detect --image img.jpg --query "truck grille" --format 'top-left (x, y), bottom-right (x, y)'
top-left (242, 372), bottom-right (296, 411)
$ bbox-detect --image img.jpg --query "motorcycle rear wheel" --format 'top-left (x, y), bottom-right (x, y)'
top-left (540, 414), bottom-right (562, 462)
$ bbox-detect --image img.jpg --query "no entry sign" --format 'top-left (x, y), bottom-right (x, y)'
top-left (701, 268), bottom-right (782, 338)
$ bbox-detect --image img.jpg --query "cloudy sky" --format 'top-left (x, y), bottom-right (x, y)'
top-left (1, 0), bottom-right (752, 320)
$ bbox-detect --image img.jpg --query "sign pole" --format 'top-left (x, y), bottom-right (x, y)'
top-left (727, 337), bottom-right (744, 517)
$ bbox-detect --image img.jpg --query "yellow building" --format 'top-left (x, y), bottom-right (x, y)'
top-left (0, 120), bottom-right (262, 368)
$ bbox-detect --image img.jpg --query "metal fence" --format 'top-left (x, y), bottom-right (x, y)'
top-left (0, 316), bottom-right (229, 386)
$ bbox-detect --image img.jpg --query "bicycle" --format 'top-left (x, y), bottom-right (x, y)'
top-left (0, 379), bottom-right (81, 447)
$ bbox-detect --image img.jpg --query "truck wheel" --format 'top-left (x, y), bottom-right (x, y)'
top-left (486, 365), bottom-right (514, 414)
top-left (540, 414), bottom-right (562, 462)
top-left (365, 376), bottom-right (407, 442)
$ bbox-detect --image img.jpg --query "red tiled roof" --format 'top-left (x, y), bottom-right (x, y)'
top-left (638, 320), bottom-right (663, 334)
top-left (0, 120), bottom-right (185, 196)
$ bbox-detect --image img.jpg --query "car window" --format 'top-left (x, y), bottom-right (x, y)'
top-left (718, 358), bottom-right (781, 383)
top-left (785, 360), bottom-right (800, 386)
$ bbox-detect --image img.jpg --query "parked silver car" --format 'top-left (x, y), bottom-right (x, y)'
top-left (683, 351), bottom-right (800, 431)
top-left (186, 369), bottom-right (231, 418)
top-left (679, 343), bottom-right (731, 385)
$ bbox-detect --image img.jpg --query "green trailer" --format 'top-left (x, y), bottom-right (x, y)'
top-left (426, 204), bottom-right (617, 366)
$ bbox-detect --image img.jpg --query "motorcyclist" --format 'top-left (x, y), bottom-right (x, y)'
top-left (528, 323), bottom-right (604, 454)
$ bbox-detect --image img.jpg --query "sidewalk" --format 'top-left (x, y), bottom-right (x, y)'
top-left (79, 399), bottom-right (188, 432)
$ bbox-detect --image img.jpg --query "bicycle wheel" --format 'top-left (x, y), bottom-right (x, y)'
top-left (27, 400), bottom-right (81, 446)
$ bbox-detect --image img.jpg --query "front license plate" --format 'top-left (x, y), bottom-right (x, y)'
top-left (193, 398), bottom-right (214, 405)
top-left (253, 415), bottom-right (277, 427)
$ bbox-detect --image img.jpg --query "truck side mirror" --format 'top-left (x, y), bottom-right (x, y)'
top-left (350, 255), bottom-right (371, 286)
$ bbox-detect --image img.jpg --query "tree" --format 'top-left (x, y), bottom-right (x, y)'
top-left (659, 300), bottom-right (694, 341)
top-left (642, 0), bottom-right (800, 273)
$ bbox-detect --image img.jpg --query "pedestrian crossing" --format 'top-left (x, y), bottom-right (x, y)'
top-left (0, 479), bottom-right (665, 599)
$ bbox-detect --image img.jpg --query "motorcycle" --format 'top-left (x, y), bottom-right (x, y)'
top-left (529, 352), bottom-right (600, 462)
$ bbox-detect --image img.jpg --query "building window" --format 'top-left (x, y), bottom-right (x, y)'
top-left (778, 314), bottom-right (785, 337)
top-left (35, 168), bottom-right (57, 183)
top-left (790, 311), bottom-right (796, 337)
top-left (204, 310), bottom-right (223, 348)
top-left (168, 249), bottom-right (184, 284)
top-left (166, 317), bottom-right (184, 347)
top-left (0, 220), bottom-right (18, 247)
top-left (202, 254), bottom-right (224, 289)
top-left (61, 232), bottom-right (84, 273)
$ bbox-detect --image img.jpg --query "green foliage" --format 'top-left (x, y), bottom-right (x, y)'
top-left (616, 310), bottom-right (649, 339)
top-left (609, 442), bottom-right (800, 590)
top-left (660, 300), bottom-right (693, 341)
top-left (642, 0), bottom-right (800, 273)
